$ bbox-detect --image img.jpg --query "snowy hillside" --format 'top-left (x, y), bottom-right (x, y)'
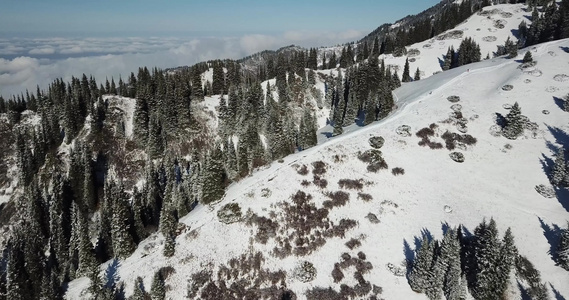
top-left (66, 37), bottom-right (569, 299)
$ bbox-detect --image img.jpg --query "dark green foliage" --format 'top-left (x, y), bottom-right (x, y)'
top-left (151, 271), bottom-right (166, 300)
top-left (551, 148), bottom-right (567, 186)
top-left (558, 222), bottom-right (569, 270)
top-left (522, 51), bottom-right (533, 63)
top-left (414, 68), bottom-right (421, 81)
top-left (109, 181), bottom-right (135, 259)
top-left (408, 235), bottom-right (434, 293)
top-left (457, 37), bottom-right (481, 66)
top-left (502, 102), bottom-right (523, 139)
top-left (201, 144), bottom-right (226, 204)
top-left (504, 37), bottom-right (518, 59)
top-left (402, 58), bottom-right (412, 82)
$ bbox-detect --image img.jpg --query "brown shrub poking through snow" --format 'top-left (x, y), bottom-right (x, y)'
top-left (345, 238), bottom-right (362, 250)
top-left (357, 193), bottom-right (373, 202)
top-left (416, 127), bottom-right (435, 139)
top-left (247, 190), bottom-right (358, 258)
top-left (313, 175), bottom-right (328, 189)
top-left (441, 130), bottom-right (478, 150)
top-left (186, 251), bottom-right (290, 300)
top-left (312, 161), bottom-right (327, 175)
top-left (323, 191), bottom-right (350, 209)
top-left (391, 167), bottom-right (405, 176)
top-left (416, 126), bottom-right (444, 149)
top-left (297, 164), bottom-right (308, 175)
top-left (338, 178), bottom-right (364, 190)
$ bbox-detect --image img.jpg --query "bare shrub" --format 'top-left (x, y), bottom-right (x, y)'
top-left (442, 130), bottom-right (477, 150)
top-left (391, 167), bottom-right (405, 176)
top-left (357, 193), bottom-right (373, 202)
top-left (312, 161), bottom-right (327, 175)
top-left (338, 178), bottom-right (364, 190)
top-left (217, 203), bottom-right (242, 224)
top-left (300, 180), bottom-right (311, 187)
top-left (367, 160), bottom-right (388, 172)
top-left (357, 251), bottom-right (367, 260)
top-left (313, 175), bottom-right (328, 189)
top-left (332, 263), bottom-right (344, 283)
top-left (345, 238), bottom-right (362, 250)
top-left (323, 191), bottom-right (350, 209)
top-left (429, 123), bottom-right (438, 130)
top-left (416, 127), bottom-right (435, 139)
top-left (297, 164), bottom-right (308, 176)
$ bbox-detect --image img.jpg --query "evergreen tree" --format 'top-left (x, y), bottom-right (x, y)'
top-left (150, 271), bottom-right (166, 300)
top-left (212, 62), bottom-right (225, 95)
top-left (6, 233), bottom-right (30, 300)
top-left (402, 58), bottom-right (412, 82)
top-left (109, 181), bottom-right (135, 259)
top-left (414, 68), bottom-right (421, 81)
top-left (558, 222), bottom-right (569, 270)
top-left (408, 235), bottom-right (435, 293)
top-left (472, 218), bottom-right (505, 300)
top-left (504, 37), bottom-right (518, 58)
top-left (201, 144), bottom-right (226, 204)
top-left (522, 51), bottom-right (533, 63)
top-left (551, 148), bottom-right (567, 186)
top-left (502, 102), bottom-right (523, 139)
top-left (438, 228), bottom-right (462, 300)
top-left (443, 48), bottom-right (452, 71)
top-left (129, 277), bottom-right (147, 300)
top-left (344, 89), bottom-right (358, 126)
top-left (364, 93), bottom-right (377, 126)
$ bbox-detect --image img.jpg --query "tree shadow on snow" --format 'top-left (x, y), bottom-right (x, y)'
top-left (510, 28), bottom-right (521, 39)
top-left (538, 216), bottom-right (562, 263)
top-left (560, 46), bottom-right (569, 54)
top-left (494, 112), bottom-right (507, 127)
top-left (517, 280), bottom-right (532, 300)
top-left (550, 283), bottom-right (568, 300)
top-left (553, 96), bottom-right (566, 111)
top-left (437, 57), bottom-right (445, 70)
top-left (403, 239), bottom-right (414, 277)
top-left (320, 131), bottom-right (333, 139)
top-left (105, 258), bottom-right (121, 289)
top-left (539, 153), bottom-right (554, 181)
top-left (554, 187), bottom-right (569, 213)
top-left (546, 124), bottom-right (569, 148)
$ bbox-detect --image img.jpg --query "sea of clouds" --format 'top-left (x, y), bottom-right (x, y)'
top-left (0, 30), bottom-right (362, 98)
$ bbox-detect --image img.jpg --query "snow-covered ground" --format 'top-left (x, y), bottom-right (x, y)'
top-left (66, 36), bottom-right (569, 299)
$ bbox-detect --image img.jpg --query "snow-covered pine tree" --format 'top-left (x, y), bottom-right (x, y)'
top-left (408, 235), bottom-right (435, 294)
top-left (151, 270), bottom-right (166, 300)
top-left (130, 277), bottom-right (147, 300)
top-left (402, 58), bottom-right (412, 82)
top-left (438, 228), bottom-right (462, 300)
top-left (443, 47), bottom-right (452, 71)
top-left (201, 144), bottom-right (226, 204)
top-left (414, 67), bottom-right (421, 81)
top-left (502, 102), bottom-right (523, 139)
top-left (131, 186), bottom-right (148, 243)
top-left (364, 93), bottom-right (377, 126)
top-left (551, 148), bottom-right (566, 186)
top-left (558, 222), bottom-right (569, 270)
top-left (110, 181), bottom-right (135, 259)
top-left (472, 218), bottom-right (503, 300)
top-left (523, 51), bottom-right (533, 63)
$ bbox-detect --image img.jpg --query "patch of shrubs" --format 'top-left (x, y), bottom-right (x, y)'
top-left (297, 164), bottom-right (308, 176)
top-left (345, 238), bottom-right (362, 250)
top-left (217, 203), bottom-right (242, 224)
top-left (416, 127), bottom-right (435, 139)
top-left (392, 167), bottom-right (405, 176)
top-left (313, 175), bottom-right (328, 189)
top-left (418, 138), bottom-right (444, 149)
top-left (332, 263), bottom-right (344, 283)
top-left (441, 130), bottom-right (477, 150)
top-left (187, 252), bottom-right (290, 300)
top-left (338, 178), bottom-right (364, 190)
top-left (358, 149), bottom-right (388, 172)
top-left (248, 190), bottom-right (358, 258)
top-left (357, 193), bottom-right (373, 202)
top-left (312, 161), bottom-right (327, 175)
top-left (323, 191), bottom-right (350, 209)
top-left (300, 180), bottom-right (311, 187)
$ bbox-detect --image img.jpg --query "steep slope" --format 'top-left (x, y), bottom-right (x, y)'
top-left (66, 38), bottom-right (569, 299)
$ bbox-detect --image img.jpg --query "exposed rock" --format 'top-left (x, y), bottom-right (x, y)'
top-left (294, 261), bottom-right (317, 283)
top-left (366, 213), bottom-right (380, 224)
top-left (396, 125), bottom-right (412, 137)
top-left (449, 152), bottom-right (465, 163)
top-left (502, 84), bottom-right (513, 91)
top-left (369, 136), bottom-right (385, 149)
top-left (447, 95), bottom-right (460, 103)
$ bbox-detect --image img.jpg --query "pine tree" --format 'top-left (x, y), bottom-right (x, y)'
top-left (212, 62), bottom-right (225, 95)
top-left (558, 222), bottom-right (569, 270)
top-left (150, 271), bottom-right (166, 300)
top-left (408, 235), bottom-right (435, 293)
top-left (522, 51), bottom-right (533, 63)
top-left (502, 102), bottom-right (523, 139)
top-left (6, 233), bottom-right (30, 300)
top-left (414, 68), bottom-right (421, 81)
top-left (130, 277), bottom-right (146, 300)
top-left (472, 218), bottom-right (505, 300)
top-left (551, 148), bottom-right (567, 186)
top-left (504, 37), bottom-right (518, 59)
top-left (443, 47), bottom-right (452, 71)
top-left (564, 94), bottom-right (569, 112)
top-left (402, 58), bottom-right (412, 82)
top-left (364, 93), bottom-right (377, 126)
top-left (109, 181), bottom-right (135, 259)
top-left (201, 144), bottom-right (226, 204)
top-left (438, 228), bottom-right (462, 300)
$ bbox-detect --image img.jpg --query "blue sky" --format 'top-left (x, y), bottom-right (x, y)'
top-left (1, 0), bottom-right (440, 37)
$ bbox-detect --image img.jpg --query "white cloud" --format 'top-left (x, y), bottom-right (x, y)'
top-left (28, 46), bottom-right (56, 55)
top-left (0, 31), bottom-right (363, 97)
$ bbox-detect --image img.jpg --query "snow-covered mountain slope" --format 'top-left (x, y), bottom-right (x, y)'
top-left (383, 3), bottom-right (528, 79)
top-left (66, 38), bottom-right (569, 299)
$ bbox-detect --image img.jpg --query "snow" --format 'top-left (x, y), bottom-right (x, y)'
top-left (104, 95), bottom-right (136, 138)
top-left (65, 37), bottom-right (569, 299)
